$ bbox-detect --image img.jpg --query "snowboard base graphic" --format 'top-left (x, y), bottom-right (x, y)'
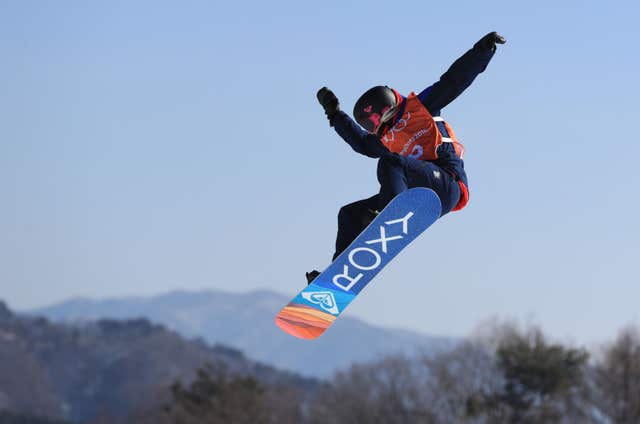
top-left (275, 188), bottom-right (442, 340)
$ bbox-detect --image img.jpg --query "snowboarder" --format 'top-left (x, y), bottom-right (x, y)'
top-left (308, 31), bottom-right (506, 284)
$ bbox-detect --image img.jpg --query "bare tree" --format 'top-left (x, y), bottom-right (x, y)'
top-left (593, 325), bottom-right (640, 424)
top-left (308, 322), bottom-right (596, 424)
top-left (157, 361), bottom-right (307, 424)
top-left (164, 362), bottom-right (270, 424)
top-left (465, 322), bottom-right (593, 423)
top-left (420, 340), bottom-right (506, 423)
top-left (308, 354), bottom-right (437, 424)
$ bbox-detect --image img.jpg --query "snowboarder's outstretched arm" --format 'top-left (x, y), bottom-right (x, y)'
top-left (419, 32), bottom-right (506, 113)
top-left (314, 32), bottom-right (505, 158)
top-left (317, 87), bottom-right (389, 158)
top-left (332, 111), bottom-right (389, 158)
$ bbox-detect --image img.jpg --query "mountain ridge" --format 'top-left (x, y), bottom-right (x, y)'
top-left (28, 289), bottom-right (455, 377)
top-left (0, 300), bottom-right (314, 423)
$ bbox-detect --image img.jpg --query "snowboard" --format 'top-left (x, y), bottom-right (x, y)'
top-left (275, 188), bottom-right (442, 340)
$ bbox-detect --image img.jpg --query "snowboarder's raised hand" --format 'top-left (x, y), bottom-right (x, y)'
top-left (474, 31), bottom-right (506, 52)
top-left (317, 87), bottom-right (340, 125)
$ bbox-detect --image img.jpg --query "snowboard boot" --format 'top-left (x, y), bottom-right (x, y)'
top-left (306, 270), bottom-right (321, 285)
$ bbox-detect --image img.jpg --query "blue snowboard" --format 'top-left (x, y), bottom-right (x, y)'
top-left (275, 188), bottom-right (442, 339)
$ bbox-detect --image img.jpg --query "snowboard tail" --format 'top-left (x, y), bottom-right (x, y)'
top-left (275, 188), bottom-right (442, 340)
top-left (275, 304), bottom-right (335, 339)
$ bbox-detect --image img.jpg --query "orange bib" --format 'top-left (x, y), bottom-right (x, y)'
top-left (380, 93), bottom-right (464, 161)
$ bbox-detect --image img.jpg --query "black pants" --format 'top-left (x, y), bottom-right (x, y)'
top-left (333, 154), bottom-right (461, 260)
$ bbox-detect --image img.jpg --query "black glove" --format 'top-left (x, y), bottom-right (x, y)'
top-left (474, 31), bottom-right (506, 52)
top-left (316, 87), bottom-right (340, 125)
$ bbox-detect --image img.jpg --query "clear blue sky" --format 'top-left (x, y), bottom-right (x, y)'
top-left (1, 0), bottom-right (638, 344)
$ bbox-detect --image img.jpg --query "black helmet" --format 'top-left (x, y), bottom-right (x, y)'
top-left (353, 86), bottom-right (399, 133)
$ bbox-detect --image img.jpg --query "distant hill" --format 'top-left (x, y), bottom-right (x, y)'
top-left (30, 289), bottom-right (454, 377)
top-left (0, 300), bottom-right (314, 423)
